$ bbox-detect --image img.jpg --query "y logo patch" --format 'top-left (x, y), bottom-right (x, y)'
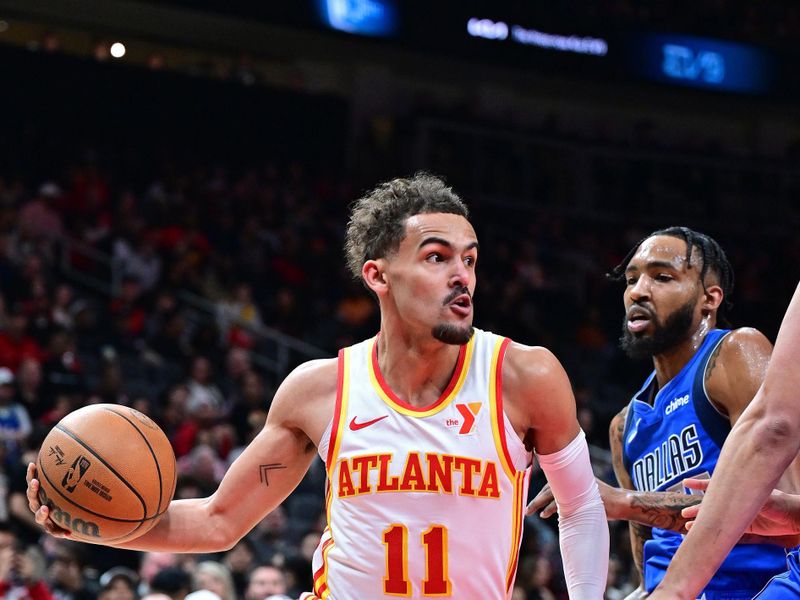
top-left (455, 403), bottom-right (482, 435)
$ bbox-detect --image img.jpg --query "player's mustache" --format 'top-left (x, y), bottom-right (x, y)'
top-left (443, 286), bottom-right (471, 306)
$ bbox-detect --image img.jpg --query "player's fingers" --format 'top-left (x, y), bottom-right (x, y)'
top-left (540, 500), bottom-right (558, 519)
top-left (27, 477), bottom-right (41, 512)
top-left (683, 478), bottom-right (709, 491)
top-left (682, 504), bottom-right (701, 519)
top-left (26, 462), bottom-right (36, 484)
top-left (685, 519), bottom-right (694, 531)
top-left (526, 484), bottom-right (554, 515)
top-left (35, 506), bottom-right (70, 538)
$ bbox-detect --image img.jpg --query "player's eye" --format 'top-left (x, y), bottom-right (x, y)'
top-left (655, 274), bottom-right (673, 282)
top-left (626, 277), bottom-right (638, 286)
top-left (464, 256), bottom-right (476, 267)
top-left (426, 253), bottom-right (443, 263)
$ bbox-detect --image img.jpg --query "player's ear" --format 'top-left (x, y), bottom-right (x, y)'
top-left (362, 259), bottom-right (389, 296)
top-left (702, 283), bottom-right (723, 315)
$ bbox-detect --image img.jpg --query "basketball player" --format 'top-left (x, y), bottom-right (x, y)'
top-left (535, 227), bottom-right (789, 599)
top-left (651, 282), bottom-right (800, 600)
top-left (26, 173), bottom-right (608, 599)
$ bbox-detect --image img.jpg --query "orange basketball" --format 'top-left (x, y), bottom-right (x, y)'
top-left (37, 403), bottom-right (177, 544)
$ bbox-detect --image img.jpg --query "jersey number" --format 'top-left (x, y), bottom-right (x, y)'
top-left (383, 524), bottom-right (451, 596)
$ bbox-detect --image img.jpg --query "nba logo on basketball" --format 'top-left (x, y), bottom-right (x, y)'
top-left (62, 456), bottom-right (91, 493)
top-left (450, 403), bottom-right (482, 435)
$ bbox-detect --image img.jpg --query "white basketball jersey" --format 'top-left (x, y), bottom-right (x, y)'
top-left (309, 329), bottom-right (533, 599)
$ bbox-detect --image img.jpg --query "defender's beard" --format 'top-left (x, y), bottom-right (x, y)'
top-left (620, 299), bottom-right (696, 360)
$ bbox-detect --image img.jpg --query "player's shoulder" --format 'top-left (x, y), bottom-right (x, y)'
top-left (272, 357), bottom-right (339, 412)
top-left (504, 340), bottom-right (564, 380)
top-left (720, 327), bottom-right (772, 356)
top-left (712, 327), bottom-right (772, 373)
top-left (502, 341), bottom-right (571, 407)
top-left (281, 357), bottom-right (339, 396)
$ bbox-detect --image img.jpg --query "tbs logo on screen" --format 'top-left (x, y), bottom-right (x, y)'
top-left (318, 0), bottom-right (398, 37)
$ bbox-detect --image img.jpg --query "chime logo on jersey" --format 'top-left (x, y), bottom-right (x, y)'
top-left (448, 402), bottom-right (482, 435)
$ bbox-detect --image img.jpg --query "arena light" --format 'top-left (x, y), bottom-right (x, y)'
top-left (110, 42), bottom-right (126, 58)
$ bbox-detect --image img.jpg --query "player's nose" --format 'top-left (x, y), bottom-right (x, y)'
top-left (628, 276), bottom-right (651, 301)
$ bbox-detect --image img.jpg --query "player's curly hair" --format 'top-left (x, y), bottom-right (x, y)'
top-left (344, 172), bottom-right (468, 280)
top-left (607, 226), bottom-right (735, 326)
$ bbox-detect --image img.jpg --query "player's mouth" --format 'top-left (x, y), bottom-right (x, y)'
top-left (448, 294), bottom-right (472, 317)
top-left (626, 306), bottom-right (652, 333)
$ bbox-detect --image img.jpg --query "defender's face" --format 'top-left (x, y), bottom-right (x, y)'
top-left (384, 213), bottom-right (478, 344)
top-left (622, 235), bottom-right (706, 356)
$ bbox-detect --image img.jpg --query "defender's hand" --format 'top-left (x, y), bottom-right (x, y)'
top-left (25, 463), bottom-right (71, 538)
top-left (527, 483), bottom-right (557, 518)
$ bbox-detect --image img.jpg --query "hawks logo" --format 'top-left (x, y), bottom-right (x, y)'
top-left (62, 456), bottom-right (91, 493)
top-left (453, 402), bottom-right (482, 435)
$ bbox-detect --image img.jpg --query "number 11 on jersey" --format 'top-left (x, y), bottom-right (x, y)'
top-left (383, 524), bottom-right (452, 596)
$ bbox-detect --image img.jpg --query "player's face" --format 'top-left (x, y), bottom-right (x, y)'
top-left (621, 235), bottom-right (706, 359)
top-left (384, 212), bottom-right (478, 345)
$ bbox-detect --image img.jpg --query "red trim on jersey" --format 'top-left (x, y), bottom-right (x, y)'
top-left (493, 338), bottom-right (515, 472)
top-left (371, 333), bottom-right (467, 412)
top-left (325, 348), bottom-right (346, 470)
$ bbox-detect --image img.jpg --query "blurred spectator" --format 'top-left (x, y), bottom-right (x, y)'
top-left (47, 540), bottom-right (98, 600)
top-left (146, 566), bottom-right (190, 600)
top-left (192, 561), bottom-right (235, 600)
top-left (50, 285), bottom-right (79, 332)
top-left (17, 183), bottom-right (64, 245)
top-left (16, 357), bottom-right (46, 422)
top-left (216, 282), bottom-right (263, 349)
top-left (176, 444), bottom-right (227, 490)
top-left (0, 525), bottom-right (53, 600)
top-left (0, 312), bottom-right (43, 372)
top-left (97, 567), bottom-right (138, 600)
top-left (0, 367), bottom-right (32, 465)
top-left (113, 231), bottom-right (162, 293)
top-left (137, 552), bottom-right (178, 597)
top-left (222, 539), bottom-right (256, 599)
top-left (245, 564), bottom-right (288, 600)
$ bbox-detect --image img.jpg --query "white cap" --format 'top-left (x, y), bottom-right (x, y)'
top-left (184, 591), bottom-right (222, 600)
top-left (0, 367), bottom-right (14, 385)
top-left (38, 182), bottom-right (62, 198)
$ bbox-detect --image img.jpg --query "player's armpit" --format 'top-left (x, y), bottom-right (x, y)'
top-left (502, 343), bottom-right (580, 454)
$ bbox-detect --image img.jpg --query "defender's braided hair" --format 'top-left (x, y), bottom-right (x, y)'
top-left (607, 226), bottom-right (735, 327)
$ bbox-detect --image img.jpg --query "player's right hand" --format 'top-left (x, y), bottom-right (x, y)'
top-left (25, 463), bottom-right (72, 538)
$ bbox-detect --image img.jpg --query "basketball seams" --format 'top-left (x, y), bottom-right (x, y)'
top-left (100, 406), bottom-right (169, 516)
top-left (53, 423), bottom-right (149, 519)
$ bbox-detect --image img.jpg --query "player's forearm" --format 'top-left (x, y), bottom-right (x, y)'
top-left (655, 405), bottom-right (797, 598)
top-left (110, 496), bottom-right (236, 553)
top-left (558, 497), bottom-right (609, 599)
top-left (611, 489), bottom-right (701, 532)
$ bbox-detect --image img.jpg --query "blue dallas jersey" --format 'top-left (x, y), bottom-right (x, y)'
top-left (622, 329), bottom-right (787, 596)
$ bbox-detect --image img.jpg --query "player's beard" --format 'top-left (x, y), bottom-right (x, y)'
top-left (620, 298), bottom-right (696, 360)
top-left (432, 323), bottom-right (474, 345)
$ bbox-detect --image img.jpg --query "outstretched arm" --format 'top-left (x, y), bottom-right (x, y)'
top-left (28, 359), bottom-right (335, 553)
top-left (652, 282), bottom-right (800, 599)
top-left (506, 344), bottom-right (608, 599)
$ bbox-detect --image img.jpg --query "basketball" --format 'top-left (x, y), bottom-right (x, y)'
top-left (36, 404), bottom-right (177, 544)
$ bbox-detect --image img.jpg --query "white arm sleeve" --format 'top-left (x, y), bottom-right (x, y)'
top-left (536, 430), bottom-right (609, 599)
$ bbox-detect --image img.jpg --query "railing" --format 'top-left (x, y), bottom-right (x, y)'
top-left (59, 237), bottom-right (330, 381)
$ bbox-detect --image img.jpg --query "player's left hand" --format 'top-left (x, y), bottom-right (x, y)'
top-left (683, 478), bottom-right (800, 539)
top-left (527, 483), bottom-right (557, 518)
top-left (528, 478), bottom-right (622, 519)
